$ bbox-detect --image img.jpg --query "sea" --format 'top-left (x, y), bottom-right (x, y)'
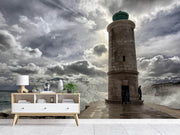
top-left (0, 91), bottom-right (12, 113)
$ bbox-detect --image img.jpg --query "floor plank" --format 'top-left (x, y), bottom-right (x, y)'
top-left (61, 124), bottom-right (94, 135)
top-left (122, 124), bottom-right (161, 135)
top-left (0, 119), bottom-right (180, 135)
top-left (94, 124), bottom-right (128, 135)
top-left (150, 124), bottom-right (180, 135)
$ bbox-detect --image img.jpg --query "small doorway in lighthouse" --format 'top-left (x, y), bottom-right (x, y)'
top-left (122, 85), bottom-right (130, 104)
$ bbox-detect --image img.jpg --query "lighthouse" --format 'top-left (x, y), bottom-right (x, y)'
top-left (106, 11), bottom-right (143, 104)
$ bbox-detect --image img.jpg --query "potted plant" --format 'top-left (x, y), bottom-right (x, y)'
top-left (32, 86), bottom-right (37, 93)
top-left (63, 82), bottom-right (77, 93)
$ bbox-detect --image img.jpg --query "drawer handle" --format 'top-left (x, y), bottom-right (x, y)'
top-left (21, 107), bottom-right (24, 110)
top-left (66, 107), bottom-right (69, 110)
top-left (44, 107), bottom-right (47, 110)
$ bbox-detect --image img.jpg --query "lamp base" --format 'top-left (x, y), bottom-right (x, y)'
top-left (18, 85), bottom-right (29, 93)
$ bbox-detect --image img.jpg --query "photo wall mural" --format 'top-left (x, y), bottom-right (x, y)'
top-left (0, 0), bottom-right (180, 118)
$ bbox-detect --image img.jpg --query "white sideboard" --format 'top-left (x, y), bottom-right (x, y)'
top-left (11, 93), bottom-right (80, 126)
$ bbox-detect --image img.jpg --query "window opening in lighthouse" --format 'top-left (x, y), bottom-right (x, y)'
top-left (123, 56), bottom-right (125, 62)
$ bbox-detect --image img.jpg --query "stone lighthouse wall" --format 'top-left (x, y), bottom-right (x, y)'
top-left (107, 20), bottom-right (139, 103)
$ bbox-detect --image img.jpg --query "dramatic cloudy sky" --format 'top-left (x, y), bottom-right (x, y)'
top-left (0, 0), bottom-right (180, 93)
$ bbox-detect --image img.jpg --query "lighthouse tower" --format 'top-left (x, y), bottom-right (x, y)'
top-left (107, 11), bottom-right (142, 104)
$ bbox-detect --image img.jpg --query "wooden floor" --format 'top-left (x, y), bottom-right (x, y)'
top-left (0, 119), bottom-right (180, 135)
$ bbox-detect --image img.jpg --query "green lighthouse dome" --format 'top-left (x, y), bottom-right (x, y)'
top-left (113, 11), bottom-right (129, 21)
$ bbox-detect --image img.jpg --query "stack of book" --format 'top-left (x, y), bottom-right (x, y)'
top-left (62, 99), bottom-right (74, 103)
top-left (37, 99), bottom-right (46, 103)
top-left (18, 100), bottom-right (31, 104)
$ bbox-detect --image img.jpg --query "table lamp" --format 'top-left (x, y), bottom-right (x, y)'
top-left (16, 75), bottom-right (29, 93)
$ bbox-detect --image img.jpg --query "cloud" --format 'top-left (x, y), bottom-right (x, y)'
top-left (64, 61), bottom-right (106, 77)
top-left (0, 63), bottom-right (10, 75)
top-left (101, 0), bottom-right (179, 21)
top-left (19, 16), bottom-right (38, 28)
top-left (93, 44), bottom-right (107, 56)
top-left (23, 47), bottom-right (42, 58)
top-left (83, 44), bottom-right (108, 70)
top-left (40, 0), bottom-right (84, 18)
top-left (0, 0), bottom-right (109, 61)
top-left (137, 55), bottom-right (180, 86)
top-left (136, 31), bottom-right (180, 58)
top-left (75, 16), bottom-right (96, 30)
top-left (10, 63), bottom-right (41, 74)
top-left (27, 29), bottom-right (79, 58)
top-left (10, 24), bottom-right (25, 34)
top-left (136, 5), bottom-right (180, 45)
top-left (47, 60), bottom-right (106, 77)
top-left (0, 12), bottom-right (24, 35)
top-left (0, 12), bottom-right (6, 25)
top-left (0, 0), bottom-right (46, 24)
top-left (17, 13), bottom-right (99, 59)
top-left (0, 30), bottom-right (42, 58)
top-left (0, 30), bottom-right (19, 51)
top-left (119, 0), bottom-right (177, 15)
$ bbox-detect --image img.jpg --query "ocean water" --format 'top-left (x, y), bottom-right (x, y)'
top-left (0, 92), bottom-right (11, 112)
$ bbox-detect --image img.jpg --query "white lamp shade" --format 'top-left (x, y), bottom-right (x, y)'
top-left (16, 75), bottom-right (29, 85)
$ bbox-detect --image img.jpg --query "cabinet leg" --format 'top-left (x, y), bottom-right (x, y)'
top-left (12, 114), bottom-right (18, 126)
top-left (15, 115), bottom-right (19, 125)
top-left (74, 114), bottom-right (79, 126)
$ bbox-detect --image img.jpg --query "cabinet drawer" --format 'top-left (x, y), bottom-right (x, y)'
top-left (12, 103), bottom-right (79, 113)
top-left (58, 103), bottom-right (79, 113)
top-left (12, 104), bottom-right (36, 113)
